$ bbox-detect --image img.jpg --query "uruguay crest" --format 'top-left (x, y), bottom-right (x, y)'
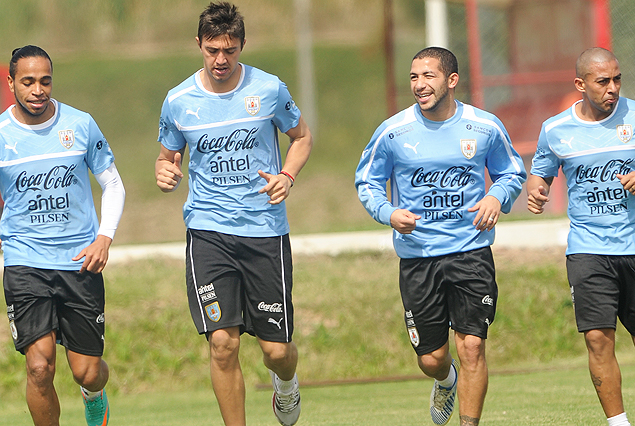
top-left (205, 302), bottom-right (221, 322)
top-left (58, 130), bottom-right (75, 149)
top-left (617, 124), bottom-right (633, 143)
top-left (245, 96), bottom-right (261, 116)
top-left (9, 320), bottom-right (17, 340)
top-left (408, 327), bottom-right (420, 347)
top-left (461, 139), bottom-right (477, 159)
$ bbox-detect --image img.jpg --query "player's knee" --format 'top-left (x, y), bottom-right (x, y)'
top-left (418, 353), bottom-right (448, 376)
top-left (584, 329), bottom-right (615, 354)
top-left (263, 343), bottom-right (294, 367)
top-left (26, 359), bottom-right (55, 388)
top-left (457, 335), bottom-right (486, 369)
top-left (210, 332), bottom-right (240, 366)
top-left (70, 360), bottom-right (107, 389)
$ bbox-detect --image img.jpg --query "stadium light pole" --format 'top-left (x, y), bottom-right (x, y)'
top-left (426, 0), bottom-right (449, 48)
top-left (384, 0), bottom-right (397, 116)
top-left (294, 0), bottom-right (318, 138)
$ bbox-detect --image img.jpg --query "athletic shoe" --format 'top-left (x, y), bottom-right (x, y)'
top-left (82, 388), bottom-right (109, 426)
top-left (429, 360), bottom-right (458, 425)
top-left (270, 370), bottom-right (301, 426)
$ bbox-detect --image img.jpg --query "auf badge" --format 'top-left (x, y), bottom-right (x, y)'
top-left (58, 129), bottom-right (75, 149)
top-left (205, 302), bottom-right (221, 322)
top-left (617, 124), bottom-right (633, 143)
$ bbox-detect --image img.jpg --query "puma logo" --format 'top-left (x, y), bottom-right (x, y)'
top-left (4, 142), bottom-right (17, 154)
top-left (560, 137), bottom-right (573, 149)
top-left (186, 107), bottom-right (201, 120)
top-left (268, 318), bottom-right (283, 329)
top-left (404, 142), bottom-right (419, 154)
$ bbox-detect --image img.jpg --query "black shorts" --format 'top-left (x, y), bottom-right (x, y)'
top-left (399, 247), bottom-right (497, 355)
top-left (567, 254), bottom-right (635, 334)
top-left (186, 229), bottom-right (294, 343)
top-left (3, 266), bottom-right (105, 356)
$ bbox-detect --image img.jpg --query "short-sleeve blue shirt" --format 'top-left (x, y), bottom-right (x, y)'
top-left (531, 98), bottom-right (635, 255)
top-left (158, 64), bottom-right (301, 237)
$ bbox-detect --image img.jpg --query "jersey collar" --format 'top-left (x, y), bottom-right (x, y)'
top-left (9, 99), bottom-right (59, 131)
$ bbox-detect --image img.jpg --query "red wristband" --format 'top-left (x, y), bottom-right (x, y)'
top-left (280, 170), bottom-right (295, 186)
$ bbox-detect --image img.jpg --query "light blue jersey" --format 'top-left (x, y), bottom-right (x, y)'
top-left (158, 64), bottom-right (301, 237)
top-left (356, 101), bottom-right (526, 259)
top-left (531, 98), bottom-right (635, 255)
top-left (0, 100), bottom-right (114, 270)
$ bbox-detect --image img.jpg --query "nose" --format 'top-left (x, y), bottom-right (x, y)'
top-left (608, 77), bottom-right (620, 94)
top-left (216, 51), bottom-right (227, 64)
top-left (32, 82), bottom-right (44, 95)
top-left (414, 76), bottom-right (426, 91)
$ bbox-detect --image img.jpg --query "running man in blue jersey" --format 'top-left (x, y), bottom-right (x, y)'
top-left (154, 3), bottom-right (312, 426)
top-left (528, 47), bottom-right (635, 426)
top-left (1, 46), bottom-right (125, 426)
top-left (356, 47), bottom-right (526, 426)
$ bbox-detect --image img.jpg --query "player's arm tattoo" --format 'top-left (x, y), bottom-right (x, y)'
top-left (460, 415), bottom-right (480, 426)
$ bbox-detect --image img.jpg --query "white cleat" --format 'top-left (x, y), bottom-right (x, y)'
top-left (270, 370), bottom-right (301, 426)
top-left (429, 360), bottom-right (458, 425)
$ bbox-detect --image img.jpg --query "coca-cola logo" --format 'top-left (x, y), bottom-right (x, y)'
top-left (196, 128), bottom-right (258, 154)
top-left (411, 165), bottom-right (474, 188)
top-left (16, 164), bottom-right (77, 192)
top-left (258, 302), bottom-right (283, 313)
top-left (575, 159), bottom-right (633, 184)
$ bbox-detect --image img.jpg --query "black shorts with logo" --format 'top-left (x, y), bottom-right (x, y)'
top-left (567, 253), bottom-right (635, 334)
top-left (399, 246), bottom-right (497, 356)
top-left (186, 229), bottom-right (294, 343)
top-left (3, 266), bottom-right (106, 356)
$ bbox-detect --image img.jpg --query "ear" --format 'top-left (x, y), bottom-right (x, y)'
top-left (195, 36), bottom-right (201, 48)
top-left (241, 38), bottom-right (246, 50)
top-left (574, 77), bottom-right (585, 94)
top-left (7, 74), bottom-right (14, 94)
top-left (448, 72), bottom-right (459, 89)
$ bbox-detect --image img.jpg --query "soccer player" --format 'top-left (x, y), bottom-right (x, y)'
top-left (154, 2), bottom-right (312, 425)
top-left (0, 45), bottom-right (125, 426)
top-left (355, 47), bottom-right (526, 426)
top-left (528, 47), bottom-right (635, 426)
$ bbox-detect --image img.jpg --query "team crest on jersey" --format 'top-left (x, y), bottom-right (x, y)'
top-left (58, 130), bottom-right (75, 149)
top-left (205, 302), bottom-right (221, 322)
top-left (617, 124), bottom-right (633, 143)
top-left (244, 96), bottom-right (261, 116)
top-left (461, 139), bottom-right (477, 159)
top-left (407, 327), bottom-right (420, 347)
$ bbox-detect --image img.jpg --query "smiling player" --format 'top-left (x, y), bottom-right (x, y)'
top-left (355, 47), bottom-right (526, 426)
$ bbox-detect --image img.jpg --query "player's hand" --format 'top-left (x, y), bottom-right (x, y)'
top-left (73, 235), bottom-right (112, 274)
top-left (617, 172), bottom-right (635, 195)
top-left (468, 195), bottom-right (501, 231)
top-left (258, 170), bottom-right (292, 204)
top-left (390, 209), bottom-right (421, 234)
top-left (527, 185), bottom-right (550, 214)
top-left (156, 152), bottom-right (183, 192)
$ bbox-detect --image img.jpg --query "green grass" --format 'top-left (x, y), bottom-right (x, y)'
top-left (2, 248), bottom-right (634, 395)
top-left (3, 362), bottom-right (635, 425)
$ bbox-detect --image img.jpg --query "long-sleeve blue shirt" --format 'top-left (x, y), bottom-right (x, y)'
top-left (355, 101), bottom-right (526, 258)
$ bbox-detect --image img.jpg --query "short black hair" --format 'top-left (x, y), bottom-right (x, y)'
top-left (412, 47), bottom-right (458, 77)
top-left (9, 45), bottom-right (52, 79)
top-left (198, 2), bottom-right (245, 47)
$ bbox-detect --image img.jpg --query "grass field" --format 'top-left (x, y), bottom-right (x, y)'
top-left (2, 360), bottom-right (635, 425)
top-left (2, 247), bottom-right (635, 424)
